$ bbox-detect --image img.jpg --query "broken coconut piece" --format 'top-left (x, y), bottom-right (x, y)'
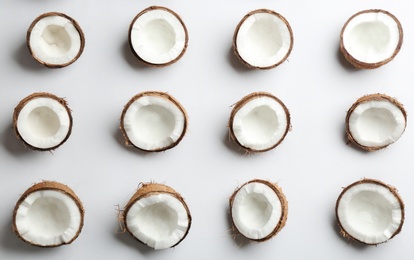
top-left (129, 6), bottom-right (189, 67)
top-left (120, 91), bottom-right (187, 152)
top-left (233, 9), bottom-right (293, 69)
top-left (340, 9), bottom-right (403, 69)
top-left (13, 92), bottom-right (73, 151)
top-left (346, 93), bottom-right (406, 151)
top-left (336, 178), bottom-right (404, 245)
top-left (229, 179), bottom-right (288, 242)
top-left (229, 92), bottom-right (290, 153)
top-left (13, 181), bottom-right (84, 247)
top-left (122, 183), bottom-right (192, 250)
top-left (27, 12), bottom-right (85, 68)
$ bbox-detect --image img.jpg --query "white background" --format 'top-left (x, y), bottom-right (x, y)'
top-left (0, 0), bottom-right (413, 259)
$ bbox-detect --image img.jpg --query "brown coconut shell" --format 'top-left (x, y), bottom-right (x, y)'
top-left (229, 179), bottom-right (288, 242)
top-left (27, 12), bottom-right (85, 69)
top-left (339, 9), bottom-right (403, 69)
top-left (228, 92), bottom-right (291, 153)
top-left (233, 9), bottom-right (294, 70)
top-left (12, 181), bottom-right (85, 247)
top-left (122, 182), bottom-right (192, 248)
top-left (120, 91), bottom-right (188, 152)
top-left (335, 178), bottom-right (404, 245)
top-left (128, 6), bottom-right (189, 67)
top-left (345, 93), bottom-right (407, 151)
top-left (13, 92), bottom-right (73, 151)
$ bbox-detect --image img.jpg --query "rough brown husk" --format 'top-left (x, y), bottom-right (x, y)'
top-left (339, 9), bottom-right (403, 69)
top-left (128, 6), bottom-right (189, 67)
top-left (120, 91), bottom-right (188, 152)
top-left (228, 92), bottom-right (291, 153)
top-left (229, 179), bottom-right (288, 242)
top-left (345, 93), bottom-right (407, 151)
top-left (233, 9), bottom-right (294, 70)
top-left (335, 178), bottom-right (405, 245)
top-left (13, 92), bottom-right (73, 151)
top-left (121, 182), bottom-right (192, 248)
top-left (27, 12), bottom-right (85, 69)
top-left (12, 181), bottom-right (85, 247)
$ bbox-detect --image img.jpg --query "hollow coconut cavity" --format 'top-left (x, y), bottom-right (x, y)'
top-left (340, 9), bottom-right (403, 69)
top-left (233, 9), bottom-right (294, 69)
top-left (122, 183), bottom-right (192, 250)
top-left (13, 181), bottom-right (84, 247)
top-left (27, 12), bottom-right (85, 68)
top-left (336, 179), bottom-right (404, 245)
top-left (13, 92), bottom-right (73, 151)
top-left (229, 179), bottom-right (288, 242)
top-left (129, 6), bottom-right (189, 67)
top-left (120, 91), bottom-right (187, 152)
top-left (229, 92), bottom-right (291, 153)
top-left (346, 94), bottom-right (406, 151)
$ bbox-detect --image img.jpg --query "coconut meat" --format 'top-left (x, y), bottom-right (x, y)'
top-left (231, 182), bottom-right (282, 240)
top-left (29, 15), bottom-right (82, 65)
top-left (236, 12), bottom-right (292, 68)
top-left (16, 97), bottom-right (71, 149)
top-left (337, 183), bottom-right (403, 244)
top-left (122, 95), bottom-right (185, 151)
top-left (126, 193), bottom-right (190, 250)
top-left (130, 9), bottom-right (186, 65)
top-left (232, 96), bottom-right (288, 151)
top-left (342, 12), bottom-right (400, 64)
top-left (14, 190), bottom-right (82, 246)
top-left (348, 100), bottom-right (405, 147)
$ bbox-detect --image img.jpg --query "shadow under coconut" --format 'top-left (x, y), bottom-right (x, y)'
top-left (222, 130), bottom-right (253, 157)
top-left (112, 127), bottom-right (159, 157)
top-left (121, 40), bottom-right (152, 70)
top-left (227, 46), bottom-right (255, 73)
top-left (331, 214), bottom-right (368, 250)
top-left (224, 202), bottom-right (253, 248)
top-left (1, 122), bottom-right (35, 156)
top-left (336, 48), bottom-right (358, 72)
top-left (14, 42), bottom-right (45, 71)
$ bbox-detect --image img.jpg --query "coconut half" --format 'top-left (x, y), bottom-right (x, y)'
top-left (346, 94), bottom-right (406, 151)
top-left (122, 183), bottom-right (192, 250)
top-left (120, 91), bottom-right (187, 152)
top-left (13, 92), bottom-right (73, 151)
top-left (27, 12), bottom-right (85, 68)
top-left (13, 181), bottom-right (84, 247)
top-left (233, 9), bottom-right (294, 69)
top-left (229, 92), bottom-right (290, 153)
top-left (229, 179), bottom-right (288, 242)
top-left (340, 9), bottom-right (403, 69)
top-left (129, 6), bottom-right (189, 67)
top-left (336, 179), bottom-right (404, 245)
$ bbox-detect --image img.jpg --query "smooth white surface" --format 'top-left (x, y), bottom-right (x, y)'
top-left (0, 1), bottom-right (413, 259)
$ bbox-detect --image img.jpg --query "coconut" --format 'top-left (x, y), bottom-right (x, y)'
top-left (229, 92), bottom-right (291, 153)
top-left (229, 179), bottom-right (288, 242)
top-left (120, 91), bottom-right (187, 152)
top-left (27, 12), bottom-right (85, 68)
top-left (340, 9), bottom-right (403, 69)
top-left (336, 178), bottom-right (404, 245)
top-left (233, 9), bottom-right (294, 69)
top-left (13, 92), bottom-right (73, 151)
top-left (12, 181), bottom-right (84, 247)
top-left (345, 93), bottom-right (406, 151)
top-left (129, 6), bottom-right (189, 67)
top-left (122, 183), bottom-right (192, 250)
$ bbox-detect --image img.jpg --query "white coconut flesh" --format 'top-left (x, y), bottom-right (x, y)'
top-left (337, 182), bottom-right (403, 244)
top-left (130, 8), bottom-right (187, 65)
top-left (122, 95), bottom-right (186, 151)
top-left (342, 11), bottom-right (401, 64)
top-left (29, 14), bottom-right (83, 66)
top-left (16, 97), bottom-right (71, 149)
top-left (231, 182), bottom-right (282, 240)
top-left (348, 100), bottom-right (405, 148)
top-left (14, 190), bottom-right (82, 246)
top-left (232, 96), bottom-right (288, 151)
top-left (235, 11), bottom-right (292, 68)
top-left (126, 193), bottom-right (190, 250)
